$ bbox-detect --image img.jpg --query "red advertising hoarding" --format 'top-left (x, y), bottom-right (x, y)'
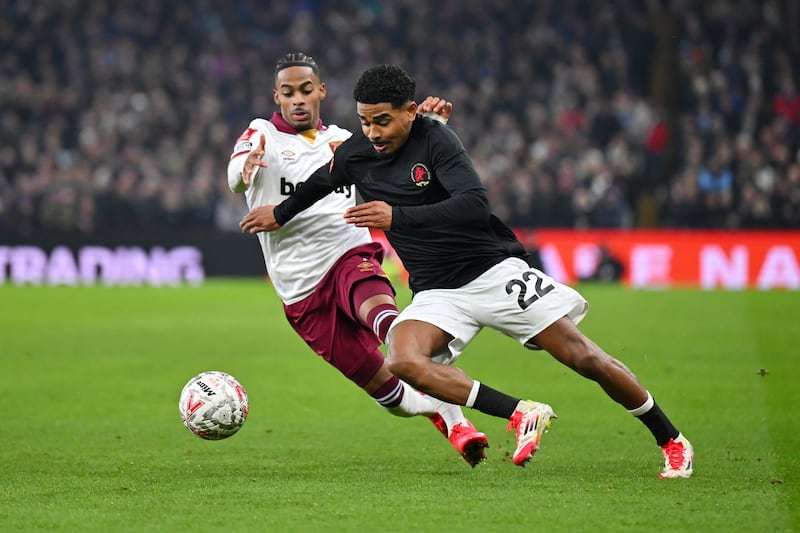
top-left (3, 230), bottom-right (798, 289)
top-left (373, 230), bottom-right (800, 290)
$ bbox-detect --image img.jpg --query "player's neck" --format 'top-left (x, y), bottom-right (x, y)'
top-left (270, 111), bottom-right (324, 135)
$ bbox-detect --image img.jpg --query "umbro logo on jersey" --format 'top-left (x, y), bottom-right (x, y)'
top-left (357, 260), bottom-right (374, 273)
top-left (281, 149), bottom-right (295, 158)
top-left (410, 163), bottom-right (430, 187)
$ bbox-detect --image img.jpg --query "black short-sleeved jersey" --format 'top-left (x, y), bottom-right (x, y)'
top-left (275, 115), bottom-right (527, 293)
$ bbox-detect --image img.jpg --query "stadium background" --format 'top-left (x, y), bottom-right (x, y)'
top-left (1, 0), bottom-right (799, 285)
top-left (3, 4), bottom-right (799, 531)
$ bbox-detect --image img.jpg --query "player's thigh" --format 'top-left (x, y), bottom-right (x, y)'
top-left (286, 295), bottom-right (384, 387)
top-left (388, 319), bottom-right (452, 360)
top-left (387, 289), bottom-right (480, 364)
top-left (332, 243), bottom-right (391, 320)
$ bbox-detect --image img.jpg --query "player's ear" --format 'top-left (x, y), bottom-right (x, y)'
top-left (406, 101), bottom-right (417, 119)
top-left (273, 89), bottom-right (280, 105)
top-left (318, 82), bottom-right (327, 101)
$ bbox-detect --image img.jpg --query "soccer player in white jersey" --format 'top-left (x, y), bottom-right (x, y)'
top-left (226, 53), bottom-right (488, 466)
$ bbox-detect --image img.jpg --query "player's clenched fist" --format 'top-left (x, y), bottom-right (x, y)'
top-left (243, 133), bottom-right (268, 185)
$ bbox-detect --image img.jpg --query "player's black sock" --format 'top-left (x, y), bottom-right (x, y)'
top-left (472, 383), bottom-right (521, 419)
top-left (637, 401), bottom-right (679, 446)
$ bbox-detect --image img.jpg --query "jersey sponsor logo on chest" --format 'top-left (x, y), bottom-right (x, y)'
top-left (411, 163), bottom-right (431, 187)
top-left (280, 177), bottom-right (353, 198)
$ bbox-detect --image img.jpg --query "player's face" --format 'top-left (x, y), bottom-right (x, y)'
top-left (273, 66), bottom-right (326, 131)
top-left (356, 101), bottom-right (417, 156)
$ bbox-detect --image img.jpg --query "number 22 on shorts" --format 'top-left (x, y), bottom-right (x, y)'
top-left (505, 270), bottom-right (554, 310)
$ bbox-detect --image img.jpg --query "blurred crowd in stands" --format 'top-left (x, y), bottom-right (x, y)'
top-left (1, 0), bottom-right (798, 235)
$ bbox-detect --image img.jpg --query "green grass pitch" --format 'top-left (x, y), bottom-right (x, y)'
top-left (1, 280), bottom-right (798, 532)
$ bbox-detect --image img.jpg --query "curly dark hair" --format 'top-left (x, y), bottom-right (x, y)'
top-left (274, 52), bottom-right (320, 79)
top-left (353, 64), bottom-right (416, 108)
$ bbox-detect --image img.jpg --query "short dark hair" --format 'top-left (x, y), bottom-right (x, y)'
top-left (353, 64), bottom-right (416, 109)
top-left (274, 52), bottom-right (320, 79)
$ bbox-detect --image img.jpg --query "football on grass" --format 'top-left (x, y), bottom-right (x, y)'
top-left (179, 371), bottom-right (248, 440)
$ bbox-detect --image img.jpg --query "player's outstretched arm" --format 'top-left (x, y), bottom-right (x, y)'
top-left (241, 162), bottom-right (343, 234)
top-left (268, 158), bottom-right (347, 228)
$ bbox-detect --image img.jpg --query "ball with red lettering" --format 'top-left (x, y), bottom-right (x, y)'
top-left (179, 371), bottom-right (248, 440)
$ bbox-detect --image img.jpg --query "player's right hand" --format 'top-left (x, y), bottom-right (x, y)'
top-left (242, 134), bottom-right (268, 186)
top-left (240, 204), bottom-right (281, 234)
top-left (344, 201), bottom-right (393, 230)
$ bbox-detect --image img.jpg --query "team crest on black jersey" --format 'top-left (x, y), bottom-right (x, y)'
top-left (410, 163), bottom-right (430, 187)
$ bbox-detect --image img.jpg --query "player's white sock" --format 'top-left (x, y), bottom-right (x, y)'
top-left (383, 381), bottom-right (433, 417)
top-left (435, 401), bottom-right (468, 431)
top-left (383, 382), bottom-right (467, 430)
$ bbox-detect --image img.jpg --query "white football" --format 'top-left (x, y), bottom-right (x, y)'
top-left (179, 371), bottom-right (248, 440)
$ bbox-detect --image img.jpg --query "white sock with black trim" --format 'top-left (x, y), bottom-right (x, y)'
top-left (383, 381), bottom-right (435, 417)
top-left (627, 391), bottom-right (654, 416)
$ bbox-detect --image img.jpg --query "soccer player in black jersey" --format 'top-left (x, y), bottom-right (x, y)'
top-left (240, 64), bottom-right (693, 478)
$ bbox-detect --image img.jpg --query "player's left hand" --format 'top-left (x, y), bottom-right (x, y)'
top-left (344, 201), bottom-right (392, 230)
top-left (417, 96), bottom-right (452, 122)
top-left (240, 205), bottom-right (281, 234)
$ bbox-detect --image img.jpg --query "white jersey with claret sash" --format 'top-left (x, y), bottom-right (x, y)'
top-left (228, 116), bottom-right (370, 304)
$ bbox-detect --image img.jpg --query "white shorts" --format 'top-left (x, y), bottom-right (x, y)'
top-left (388, 257), bottom-right (589, 365)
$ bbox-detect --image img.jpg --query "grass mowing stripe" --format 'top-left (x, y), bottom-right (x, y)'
top-left (743, 291), bottom-right (800, 528)
top-left (1, 281), bottom-right (797, 532)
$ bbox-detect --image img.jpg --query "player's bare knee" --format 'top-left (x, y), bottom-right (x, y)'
top-left (386, 351), bottom-right (425, 385)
